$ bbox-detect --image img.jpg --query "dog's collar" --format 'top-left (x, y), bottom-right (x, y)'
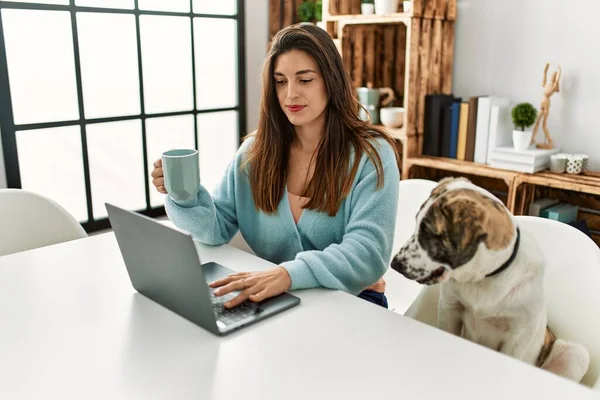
top-left (485, 227), bottom-right (520, 278)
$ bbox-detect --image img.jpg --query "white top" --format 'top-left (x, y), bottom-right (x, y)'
top-left (0, 232), bottom-right (597, 400)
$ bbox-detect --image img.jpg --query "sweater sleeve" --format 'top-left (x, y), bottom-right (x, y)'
top-left (280, 141), bottom-right (400, 295)
top-left (164, 139), bottom-right (252, 246)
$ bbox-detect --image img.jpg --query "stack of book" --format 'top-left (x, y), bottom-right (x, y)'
top-left (488, 146), bottom-right (560, 173)
top-left (421, 94), bottom-right (560, 174)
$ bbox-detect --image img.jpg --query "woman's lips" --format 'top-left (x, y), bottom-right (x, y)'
top-left (286, 105), bottom-right (306, 113)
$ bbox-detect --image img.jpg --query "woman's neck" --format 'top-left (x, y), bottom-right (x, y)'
top-left (293, 114), bottom-right (325, 154)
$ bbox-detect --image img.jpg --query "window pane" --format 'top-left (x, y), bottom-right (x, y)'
top-left (1, 0), bottom-right (68, 4)
top-left (193, 0), bottom-right (236, 15)
top-left (138, 0), bottom-right (189, 12)
top-left (16, 126), bottom-right (88, 222)
top-left (77, 13), bottom-right (140, 119)
top-left (140, 16), bottom-right (193, 114)
top-left (87, 120), bottom-right (145, 219)
top-left (197, 111), bottom-right (238, 191)
top-left (146, 115), bottom-right (195, 207)
top-left (75, 0), bottom-right (134, 8)
top-left (2, 10), bottom-right (79, 125)
top-left (194, 18), bottom-right (238, 110)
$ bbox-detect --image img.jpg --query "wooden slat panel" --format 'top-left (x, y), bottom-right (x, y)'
top-left (441, 20), bottom-right (455, 94)
top-left (375, 27), bottom-right (384, 88)
top-left (382, 25), bottom-right (395, 91)
top-left (435, 0), bottom-right (447, 19)
top-left (283, 0), bottom-right (294, 27)
top-left (406, 18), bottom-right (421, 136)
top-left (365, 28), bottom-right (376, 86)
top-left (353, 26), bottom-right (365, 88)
top-left (446, 0), bottom-right (458, 21)
top-left (412, 0), bottom-right (424, 17)
top-left (340, 0), bottom-right (352, 15)
top-left (330, 0), bottom-right (339, 15)
top-left (351, 0), bottom-right (361, 15)
top-left (424, 0), bottom-right (436, 19)
top-left (429, 19), bottom-right (443, 93)
top-left (269, 0), bottom-right (281, 39)
top-left (395, 23), bottom-right (407, 99)
top-left (342, 26), bottom-right (352, 77)
top-left (417, 19), bottom-right (432, 135)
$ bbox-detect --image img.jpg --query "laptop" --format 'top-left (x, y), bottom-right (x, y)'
top-left (105, 203), bottom-right (301, 336)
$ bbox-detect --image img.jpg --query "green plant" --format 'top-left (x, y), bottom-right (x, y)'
top-left (511, 102), bottom-right (538, 131)
top-left (315, 0), bottom-right (322, 20)
top-left (298, 1), bottom-right (314, 22)
top-left (362, 0), bottom-right (374, 4)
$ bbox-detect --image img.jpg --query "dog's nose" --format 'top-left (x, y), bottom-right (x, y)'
top-left (390, 255), bottom-right (408, 273)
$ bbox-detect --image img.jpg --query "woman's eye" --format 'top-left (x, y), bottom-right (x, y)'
top-left (300, 79), bottom-right (313, 84)
top-left (275, 80), bottom-right (286, 85)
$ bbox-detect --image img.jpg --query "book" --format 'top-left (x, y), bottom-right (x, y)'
top-left (540, 203), bottom-right (579, 224)
top-left (488, 160), bottom-right (549, 173)
top-left (486, 104), bottom-right (513, 164)
top-left (490, 146), bottom-right (560, 164)
top-left (473, 96), bottom-right (509, 163)
top-left (528, 198), bottom-right (559, 217)
top-left (457, 102), bottom-right (469, 160)
top-left (449, 101), bottom-right (461, 159)
top-left (422, 94), bottom-right (455, 157)
top-left (465, 96), bottom-right (479, 162)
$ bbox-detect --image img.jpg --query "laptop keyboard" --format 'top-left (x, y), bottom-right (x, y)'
top-left (209, 290), bottom-right (261, 326)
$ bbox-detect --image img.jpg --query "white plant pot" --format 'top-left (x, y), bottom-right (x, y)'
top-left (403, 1), bottom-right (412, 13)
top-left (316, 21), bottom-right (326, 30)
top-left (361, 3), bottom-right (375, 15)
top-left (374, 0), bottom-right (399, 15)
top-left (512, 129), bottom-right (532, 152)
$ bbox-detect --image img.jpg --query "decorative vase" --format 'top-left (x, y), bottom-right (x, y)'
top-left (361, 3), bottom-right (375, 15)
top-left (374, 0), bottom-right (399, 15)
top-left (512, 129), bottom-right (532, 152)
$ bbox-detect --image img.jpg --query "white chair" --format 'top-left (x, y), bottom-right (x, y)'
top-left (0, 189), bottom-right (87, 257)
top-left (405, 215), bottom-right (600, 387)
top-left (384, 178), bottom-right (438, 314)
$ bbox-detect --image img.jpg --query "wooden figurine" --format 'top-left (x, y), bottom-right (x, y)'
top-left (530, 62), bottom-right (562, 149)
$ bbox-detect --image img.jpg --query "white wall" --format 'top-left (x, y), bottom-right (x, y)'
top-left (453, 0), bottom-right (600, 169)
top-left (244, 0), bottom-right (268, 134)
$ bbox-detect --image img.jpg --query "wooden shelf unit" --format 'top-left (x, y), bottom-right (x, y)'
top-left (320, 0), bottom-right (457, 175)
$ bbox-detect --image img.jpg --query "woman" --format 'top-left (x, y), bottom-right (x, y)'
top-left (151, 23), bottom-right (400, 309)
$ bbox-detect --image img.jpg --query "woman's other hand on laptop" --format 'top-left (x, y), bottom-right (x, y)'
top-left (210, 267), bottom-right (292, 308)
top-left (151, 159), bottom-right (167, 194)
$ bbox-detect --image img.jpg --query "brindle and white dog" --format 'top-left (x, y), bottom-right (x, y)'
top-left (391, 177), bottom-right (590, 382)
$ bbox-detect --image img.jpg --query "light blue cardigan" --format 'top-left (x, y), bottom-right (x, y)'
top-left (165, 137), bottom-right (399, 295)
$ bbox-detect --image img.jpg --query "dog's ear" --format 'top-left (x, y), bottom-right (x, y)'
top-left (431, 177), bottom-right (472, 197)
top-left (418, 189), bottom-right (512, 269)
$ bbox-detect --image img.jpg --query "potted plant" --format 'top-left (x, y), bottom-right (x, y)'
top-left (402, 0), bottom-right (412, 13)
top-left (511, 102), bottom-right (538, 152)
top-left (361, 0), bottom-right (375, 15)
top-left (315, 0), bottom-right (326, 29)
top-left (298, 0), bottom-right (314, 23)
top-left (375, 0), bottom-right (398, 15)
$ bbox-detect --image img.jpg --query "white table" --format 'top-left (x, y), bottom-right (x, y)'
top-left (0, 233), bottom-right (598, 399)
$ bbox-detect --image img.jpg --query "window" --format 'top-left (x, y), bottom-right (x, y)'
top-left (0, 0), bottom-right (246, 232)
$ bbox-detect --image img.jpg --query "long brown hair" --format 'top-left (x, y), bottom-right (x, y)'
top-left (244, 23), bottom-right (399, 216)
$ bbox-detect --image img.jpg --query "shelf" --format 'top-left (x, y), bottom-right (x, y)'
top-left (383, 126), bottom-right (406, 142)
top-left (327, 12), bottom-right (412, 25)
top-left (515, 171), bottom-right (600, 196)
top-left (406, 156), bottom-right (520, 183)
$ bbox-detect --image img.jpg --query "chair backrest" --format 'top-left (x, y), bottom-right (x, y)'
top-left (384, 179), bottom-right (438, 314)
top-left (392, 179), bottom-right (438, 253)
top-left (514, 216), bottom-right (600, 387)
top-left (406, 216), bottom-right (600, 387)
top-left (0, 189), bottom-right (87, 256)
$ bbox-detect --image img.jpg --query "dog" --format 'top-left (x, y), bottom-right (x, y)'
top-left (391, 177), bottom-right (590, 382)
